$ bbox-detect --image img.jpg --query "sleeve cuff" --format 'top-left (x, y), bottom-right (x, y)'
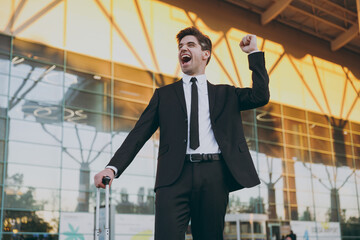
top-left (106, 166), bottom-right (118, 175)
top-left (248, 50), bottom-right (261, 55)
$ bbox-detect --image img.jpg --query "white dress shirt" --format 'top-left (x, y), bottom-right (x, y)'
top-left (182, 74), bottom-right (220, 154)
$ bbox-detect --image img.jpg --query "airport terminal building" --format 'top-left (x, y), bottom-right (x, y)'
top-left (0, 0), bottom-right (360, 239)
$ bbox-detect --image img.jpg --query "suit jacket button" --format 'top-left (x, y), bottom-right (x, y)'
top-left (184, 139), bottom-right (187, 143)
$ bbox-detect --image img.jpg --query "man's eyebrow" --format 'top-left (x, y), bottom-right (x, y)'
top-left (178, 41), bottom-right (197, 47)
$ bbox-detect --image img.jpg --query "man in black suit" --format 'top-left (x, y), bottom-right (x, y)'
top-left (94, 26), bottom-right (270, 240)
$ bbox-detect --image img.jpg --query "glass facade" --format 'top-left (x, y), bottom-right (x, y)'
top-left (0, 0), bottom-right (359, 239)
top-left (1, 33), bottom-right (359, 239)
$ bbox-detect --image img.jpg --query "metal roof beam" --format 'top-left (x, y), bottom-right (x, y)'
top-left (331, 23), bottom-right (359, 51)
top-left (297, 0), bottom-right (357, 25)
top-left (261, 0), bottom-right (292, 25)
top-left (287, 5), bottom-right (347, 31)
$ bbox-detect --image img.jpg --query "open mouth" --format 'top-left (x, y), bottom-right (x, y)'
top-left (181, 54), bottom-right (192, 64)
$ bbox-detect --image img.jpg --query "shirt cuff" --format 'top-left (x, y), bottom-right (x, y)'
top-left (106, 166), bottom-right (118, 175)
top-left (249, 50), bottom-right (261, 54)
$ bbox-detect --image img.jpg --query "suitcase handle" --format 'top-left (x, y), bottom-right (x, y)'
top-left (95, 176), bottom-right (111, 240)
top-left (102, 176), bottom-right (111, 185)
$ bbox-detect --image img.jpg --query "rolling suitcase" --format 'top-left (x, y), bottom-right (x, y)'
top-left (95, 176), bottom-right (111, 240)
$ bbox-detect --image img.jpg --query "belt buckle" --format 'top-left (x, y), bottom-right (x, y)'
top-left (189, 154), bottom-right (201, 163)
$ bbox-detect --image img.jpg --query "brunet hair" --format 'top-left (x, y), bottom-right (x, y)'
top-left (176, 26), bottom-right (212, 65)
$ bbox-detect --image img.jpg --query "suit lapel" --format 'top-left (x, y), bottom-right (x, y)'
top-left (173, 79), bottom-right (187, 115)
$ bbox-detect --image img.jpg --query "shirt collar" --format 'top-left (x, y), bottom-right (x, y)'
top-left (182, 74), bottom-right (207, 85)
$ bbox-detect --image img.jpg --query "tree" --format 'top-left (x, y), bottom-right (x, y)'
top-left (3, 173), bottom-right (55, 238)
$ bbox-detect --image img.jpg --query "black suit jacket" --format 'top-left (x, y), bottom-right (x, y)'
top-left (108, 52), bottom-right (270, 192)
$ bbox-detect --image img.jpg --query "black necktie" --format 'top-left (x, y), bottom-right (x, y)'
top-left (190, 77), bottom-right (199, 150)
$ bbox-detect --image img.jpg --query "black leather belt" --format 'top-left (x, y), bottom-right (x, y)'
top-left (185, 153), bottom-right (222, 163)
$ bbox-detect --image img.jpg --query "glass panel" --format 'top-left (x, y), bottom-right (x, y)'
top-left (4, 186), bottom-right (59, 211)
top-left (257, 127), bottom-right (283, 144)
top-left (154, 72), bottom-right (178, 88)
top-left (66, 69), bottom-right (111, 95)
top-left (286, 147), bottom-right (310, 162)
top-left (0, 54), bottom-right (10, 96)
top-left (332, 127), bottom-right (352, 144)
top-left (114, 62), bottom-right (153, 86)
top-left (253, 222), bottom-right (263, 233)
top-left (66, 52), bottom-right (111, 76)
top-left (283, 118), bottom-right (307, 134)
top-left (0, 100), bottom-right (7, 118)
top-left (0, 34), bottom-right (11, 53)
top-left (114, 97), bottom-right (147, 119)
top-left (113, 116), bottom-right (138, 134)
top-left (10, 61), bottom-right (64, 92)
top-left (0, 116), bottom-right (6, 139)
top-left (224, 221), bottom-right (237, 240)
top-left (0, 164), bottom-right (3, 184)
top-left (62, 148), bottom-right (111, 169)
top-left (310, 138), bottom-right (332, 152)
top-left (283, 105), bottom-right (305, 119)
top-left (63, 126), bottom-right (112, 152)
top-left (351, 121), bottom-right (360, 132)
top-left (112, 190), bottom-right (155, 214)
top-left (311, 151), bottom-right (333, 165)
top-left (13, 38), bottom-right (64, 66)
top-left (240, 221), bottom-right (251, 233)
top-left (241, 109), bottom-right (254, 123)
top-left (243, 123), bottom-right (255, 140)
top-left (258, 142), bottom-right (284, 159)
top-left (3, 210), bottom-right (59, 233)
top-left (285, 132), bottom-right (308, 147)
top-left (7, 141), bottom-right (61, 167)
top-left (307, 111), bottom-right (329, 125)
top-left (352, 132), bottom-right (360, 147)
top-left (6, 163), bottom-right (60, 189)
top-left (256, 110), bottom-right (282, 129)
top-left (341, 223), bottom-right (360, 239)
top-left (298, 205), bottom-right (315, 221)
top-left (114, 80), bottom-right (153, 102)
top-left (9, 80), bottom-right (64, 110)
top-left (308, 124), bottom-right (330, 138)
top-left (8, 98), bottom-right (63, 124)
top-left (64, 89), bottom-right (111, 113)
top-left (8, 119), bottom-right (62, 146)
top-left (63, 109), bottom-right (111, 131)
top-left (333, 142), bottom-right (353, 160)
top-left (111, 175), bottom-right (155, 196)
top-left (258, 102), bottom-right (281, 114)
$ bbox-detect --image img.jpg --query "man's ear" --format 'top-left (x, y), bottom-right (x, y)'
top-left (202, 50), bottom-right (210, 61)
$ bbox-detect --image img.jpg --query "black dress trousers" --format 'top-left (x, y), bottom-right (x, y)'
top-left (154, 160), bottom-right (230, 240)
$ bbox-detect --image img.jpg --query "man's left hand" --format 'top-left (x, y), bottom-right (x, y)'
top-left (240, 34), bottom-right (259, 53)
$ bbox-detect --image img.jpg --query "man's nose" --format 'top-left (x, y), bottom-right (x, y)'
top-left (179, 45), bottom-right (188, 52)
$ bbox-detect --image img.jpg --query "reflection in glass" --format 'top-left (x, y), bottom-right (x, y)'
top-left (9, 119), bottom-right (62, 146)
top-left (114, 80), bottom-right (153, 102)
top-left (257, 127), bottom-right (283, 144)
top-left (8, 141), bottom-right (61, 167)
top-left (0, 34), bottom-right (11, 53)
top-left (3, 210), bottom-right (58, 234)
top-left (283, 105), bottom-right (305, 119)
top-left (65, 89), bottom-right (111, 113)
top-left (283, 118), bottom-right (307, 134)
top-left (13, 38), bottom-right (64, 66)
top-left (258, 155), bottom-right (282, 219)
top-left (66, 68), bottom-right (111, 95)
top-left (6, 164), bottom-right (60, 189)
top-left (241, 109), bottom-right (254, 123)
top-left (114, 97), bottom-right (147, 119)
top-left (66, 51), bottom-right (111, 76)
